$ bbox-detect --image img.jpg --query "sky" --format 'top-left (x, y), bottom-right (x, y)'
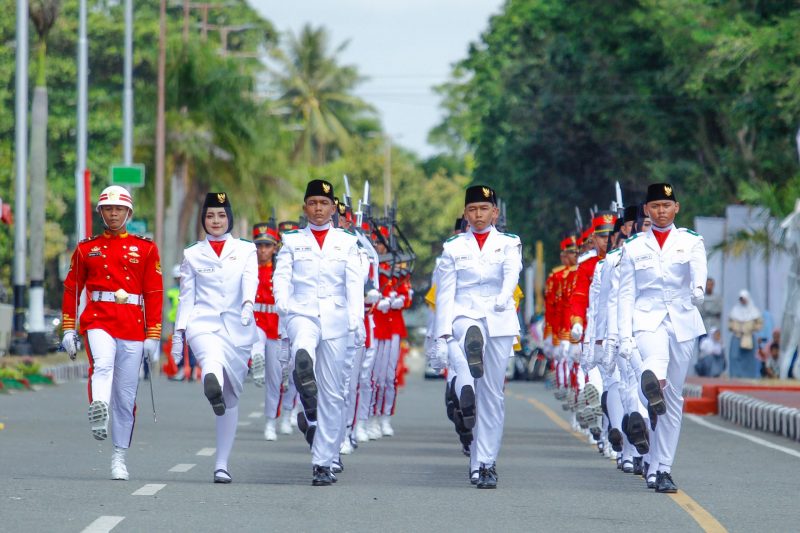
top-left (249, 0), bottom-right (505, 158)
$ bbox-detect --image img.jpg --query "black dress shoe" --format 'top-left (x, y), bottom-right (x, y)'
top-left (465, 326), bottom-right (485, 379)
top-left (621, 413), bottom-right (629, 436)
top-left (459, 385), bottom-right (476, 429)
top-left (214, 468), bottom-right (232, 484)
top-left (297, 412), bottom-right (316, 448)
top-left (646, 473), bottom-right (657, 489)
top-left (608, 428), bottom-right (624, 453)
top-left (203, 374), bottom-right (226, 416)
top-left (332, 457), bottom-right (343, 474)
top-left (476, 463), bottom-right (497, 489)
top-left (632, 457), bottom-right (643, 476)
top-left (641, 370), bottom-right (666, 416)
top-left (647, 404), bottom-right (658, 431)
top-left (470, 469), bottom-right (479, 485)
top-left (294, 350), bottom-right (318, 421)
top-left (655, 471), bottom-right (678, 493)
top-left (445, 381), bottom-right (456, 422)
top-left (642, 461), bottom-right (649, 480)
top-left (312, 465), bottom-right (334, 486)
top-left (462, 444), bottom-right (471, 457)
top-left (626, 412), bottom-right (650, 454)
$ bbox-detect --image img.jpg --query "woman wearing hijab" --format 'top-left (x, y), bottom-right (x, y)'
top-left (728, 290), bottom-right (763, 378)
top-left (172, 192), bottom-right (259, 483)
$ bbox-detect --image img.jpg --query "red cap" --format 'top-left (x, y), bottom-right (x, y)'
top-left (592, 212), bottom-right (617, 235)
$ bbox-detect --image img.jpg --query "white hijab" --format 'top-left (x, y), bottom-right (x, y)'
top-left (729, 289), bottom-right (761, 322)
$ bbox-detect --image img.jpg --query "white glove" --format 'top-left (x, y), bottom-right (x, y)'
top-left (691, 287), bottom-right (705, 307)
top-left (276, 300), bottom-right (289, 316)
top-left (171, 332), bottom-right (185, 366)
top-left (389, 290), bottom-right (398, 299)
top-left (241, 301), bottom-right (254, 326)
top-left (353, 324), bottom-right (366, 347)
top-left (144, 338), bottom-right (161, 364)
top-left (376, 298), bottom-right (391, 313)
top-left (558, 340), bottom-right (570, 361)
top-left (390, 296), bottom-right (405, 310)
top-left (619, 337), bottom-right (635, 360)
top-left (494, 294), bottom-right (508, 312)
top-left (582, 341), bottom-right (593, 365)
top-left (570, 322), bottom-right (584, 342)
top-left (365, 289), bottom-right (381, 304)
top-left (429, 338), bottom-right (449, 371)
top-left (603, 338), bottom-right (618, 371)
top-left (61, 330), bottom-right (80, 360)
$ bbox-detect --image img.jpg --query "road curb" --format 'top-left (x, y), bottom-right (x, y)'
top-left (41, 362), bottom-right (90, 384)
top-left (718, 390), bottom-right (800, 442)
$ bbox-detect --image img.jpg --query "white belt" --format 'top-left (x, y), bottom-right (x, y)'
top-left (90, 291), bottom-right (143, 305)
top-left (295, 288), bottom-right (346, 299)
top-left (254, 303), bottom-right (276, 313)
top-left (637, 288), bottom-right (691, 302)
top-left (458, 285), bottom-right (501, 298)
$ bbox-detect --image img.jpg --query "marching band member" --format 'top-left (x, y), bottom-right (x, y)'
top-left (61, 186), bottom-right (163, 481)
top-left (435, 185), bottom-right (522, 489)
top-left (273, 179), bottom-right (365, 486)
top-left (172, 192), bottom-right (259, 483)
top-left (618, 183), bottom-right (707, 493)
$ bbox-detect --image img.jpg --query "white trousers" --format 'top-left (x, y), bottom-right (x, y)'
top-left (635, 317), bottom-right (694, 472)
top-left (357, 345), bottom-right (378, 422)
top-left (345, 344), bottom-right (366, 429)
top-left (451, 317), bottom-right (515, 470)
top-left (287, 315), bottom-right (351, 467)
top-left (85, 329), bottom-right (143, 449)
top-left (380, 334), bottom-right (401, 416)
top-left (255, 333), bottom-right (284, 419)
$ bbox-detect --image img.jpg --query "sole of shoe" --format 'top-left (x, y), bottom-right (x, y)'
top-left (214, 469), bottom-right (232, 484)
top-left (251, 353), bottom-right (265, 386)
top-left (203, 374), bottom-right (226, 416)
top-left (465, 326), bottom-right (484, 378)
top-left (293, 350), bottom-right (318, 421)
top-left (622, 461), bottom-right (634, 474)
top-left (305, 424), bottom-right (316, 447)
top-left (608, 428), bottom-right (624, 453)
top-left (656, 485), bottom-right (678, 494)
top-left (88, 400), bottom-right (109, 441)
top-left (647, 478), bottom-right (657, 489)
top-left (459, 385), bottom-right (476, 429)
top-left (640, 370), bottom-right (666, 416)
top-left (626, 412), bottom-right (650, 455)
top-left (476, 481), bottom-right (497, 489)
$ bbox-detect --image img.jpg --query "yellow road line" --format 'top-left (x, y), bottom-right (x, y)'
top-left (513, 392), bottom-right (728, 533)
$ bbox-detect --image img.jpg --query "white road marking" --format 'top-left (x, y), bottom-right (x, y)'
top-left (248, 411), bottom-right (261, 418)
top-left (168, 463), bottom-right (196, 473)
top-left (196, 447), bottom-right (216, 456)
top-left (81, 516), bottom-right (125, 532)
top-left (132, 484), bottom-right (166, 496)
top-left (237, 421), bottom-right (252, 427)
top-left (686, 414), bottom-right (800, 459)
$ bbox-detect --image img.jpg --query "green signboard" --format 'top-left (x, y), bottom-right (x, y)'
top-left (110, 164), bottom-right (145, 187)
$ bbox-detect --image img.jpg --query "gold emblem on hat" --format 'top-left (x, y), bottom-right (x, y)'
top-left (482, 187), bottom-right (491, 198)
top-left (114, 288), bottom-right (130, 304)
top-left (664, 185), bottom-right (672, 197)
top-left (603, 214), bottom-right (613, 223)
top-left (322, 182), bottom-right (331, 194)
top-left (217, 193), bottom-right (226, 204)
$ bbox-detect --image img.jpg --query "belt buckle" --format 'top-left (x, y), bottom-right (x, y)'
top-left (114, 288), bottom-right (130, 304)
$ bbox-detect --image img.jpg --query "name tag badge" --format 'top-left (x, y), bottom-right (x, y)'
top-left (296, 246), bottom-right (312, 253)
top-left (633, 254), bottom-right (653, 263)
top-left (197, 267), bottom-right (214, 273)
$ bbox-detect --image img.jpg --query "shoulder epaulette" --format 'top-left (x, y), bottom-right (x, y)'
top-left (625, 234), bottom-right (639, 243)
top-left (501, 232), bottom-right (519, 239)
top-left (608, 248), bottom-right (621, 255)
top-left (185, 241), bottom-right (198, 249)
top-left (80, 235), bottom-right (100, 243)
top-left (445, 234), bottom-right (462, 243)
top-left (133, 234), bottom-right (153, 241)
top-left (343, 228), bottom-right (356, 236)
top-left (284, 229), bottom-right (300, 235)
top-left (239, 238), bottom-right (252, 243)
top-left (680, 228), bottom-right (700, 237)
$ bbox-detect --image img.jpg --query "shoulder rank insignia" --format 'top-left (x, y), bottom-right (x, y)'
top-left (239, 238), bottom-right (252, 243)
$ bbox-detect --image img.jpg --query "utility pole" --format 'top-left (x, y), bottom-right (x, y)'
top-left (76, 0), bottom-right (88, 241)
top-left (123, 0), bottom-right (134, 165)
top-left (154, 0), bottom-right (166, 251)
top-left (383, 135), bottom-right (391, 212)
top-left (11, 0), bottom-right (30, 354)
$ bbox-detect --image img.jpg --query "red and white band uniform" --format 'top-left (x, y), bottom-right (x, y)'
top-left (175, 233), bottom-right (259, 476)
top-left (435, 226), bottom-right (522, 474)
top-left (273, 222), bottom-right (365, 469)
top-left (617, 225), bottom-right (706, 477)
top-left (62, 231), bottom-right (163, 450)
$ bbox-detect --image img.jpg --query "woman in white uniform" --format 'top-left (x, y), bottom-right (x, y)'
top-left (172, 192), bottom-right (259, 483)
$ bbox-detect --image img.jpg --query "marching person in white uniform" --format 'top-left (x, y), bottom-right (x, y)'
top-left (273, 179), bottom-right (365, 486)
top-left (618, 183), bottom-right (707, 493)
top-left (435, 185), bottom-right (522, 489)
top-left (172, 192), bottom-right (259, 484)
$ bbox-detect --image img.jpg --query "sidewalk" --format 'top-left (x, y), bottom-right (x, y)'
top-left (682, 376), bottom-right (800, 443)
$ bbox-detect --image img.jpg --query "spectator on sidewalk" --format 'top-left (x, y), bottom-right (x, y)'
top-left (695, 327), bottom-right (725, 377)
top-left (728, 290), bottom-right (763, 378)
top-left (700, 277), bottom-right (723, 335)
top-left (764, 342), bottom-right (781, 379)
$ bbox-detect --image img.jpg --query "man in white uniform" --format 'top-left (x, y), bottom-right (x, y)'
top-left (435, 185), bottom-right (522, 489)
top-left (273, 179), bottom-right (365, 486)
top-left (618, 183), bottom-right (707, 493)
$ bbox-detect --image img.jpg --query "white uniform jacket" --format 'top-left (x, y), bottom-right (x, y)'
top-left (273, 226), bottom-right (364, 341)
top-left (434, 227), bottom-right (522, 339)
top-left (617, 227), bottom-right (707, 343)
top-left (592, 248), bottom-right (622, 344)
top-left (176, 236), bottom-right (259, 347)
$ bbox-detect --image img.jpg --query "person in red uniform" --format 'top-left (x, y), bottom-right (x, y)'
top-left (368, 226), bottom-right (393, 439)
top-left (249, 222), bottom-right (289, 441)
top-left (61, 185), bottom-right (163, 481)
top-left (378, 264), bottom-right (412, 436)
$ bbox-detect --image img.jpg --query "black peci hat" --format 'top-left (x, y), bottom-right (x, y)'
top-left (202, 192), bottom-right (233, 234)
top-left (623, 204), bottom-right (639, 223)
top-left (646, 183), bottom-right (677, 203)
top-left (465, 185), bottom-right (497, 206)
top-left (305, 179), bottom-right (335, 201)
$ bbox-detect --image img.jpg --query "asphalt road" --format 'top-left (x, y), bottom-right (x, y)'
top-left (2, 368), bottom-right (799, 532)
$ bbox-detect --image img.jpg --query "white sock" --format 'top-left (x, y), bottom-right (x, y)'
top-left (215, 405), bottom-right (238, 472)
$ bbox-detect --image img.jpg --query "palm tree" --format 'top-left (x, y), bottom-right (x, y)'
top-left (269, 24), bottom-right (377, 165)
top-left (27, 0), bottom-right (60, 352)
